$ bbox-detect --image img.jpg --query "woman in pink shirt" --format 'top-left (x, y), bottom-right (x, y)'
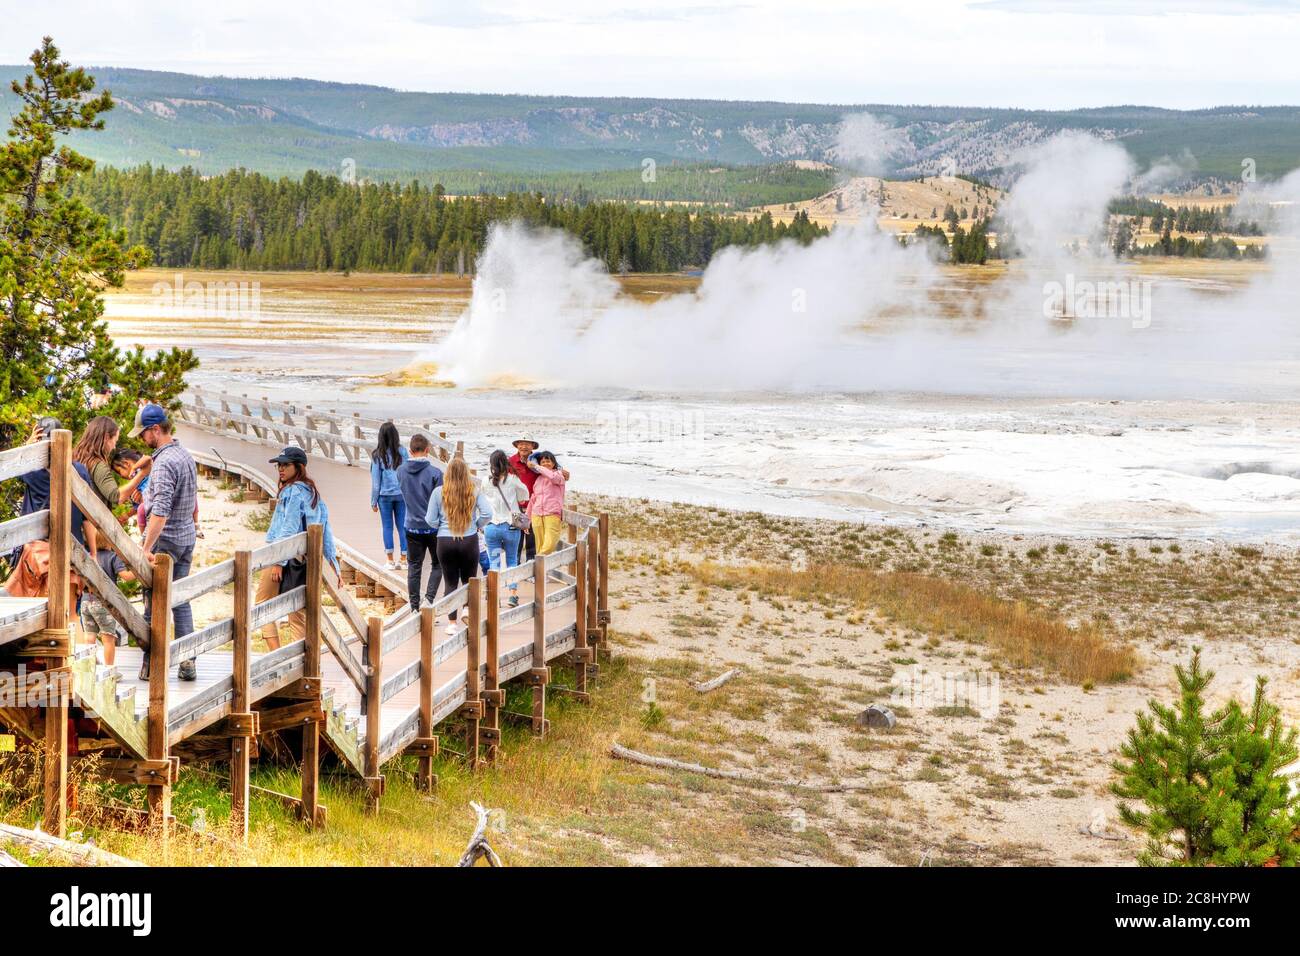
top-left (526, 451), bottom-right (567, 555)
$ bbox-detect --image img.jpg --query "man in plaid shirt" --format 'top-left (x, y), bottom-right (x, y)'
top-left (130, 404), bottom-right (200, 681)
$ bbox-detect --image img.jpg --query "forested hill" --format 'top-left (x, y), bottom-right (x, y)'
top-left (72, 165), bottom-right (826, 274)
top-left (3, 65), bottom-right (1299, 187)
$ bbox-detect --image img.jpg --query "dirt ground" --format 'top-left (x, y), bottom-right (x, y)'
top-left (562, 493), bottom-right (1300, 866)
top-left (157, 474), bottom-right (1289, 867)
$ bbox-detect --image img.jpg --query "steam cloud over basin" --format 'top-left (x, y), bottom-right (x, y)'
top-left (430, 134), bottom-right (1300, 400)
top-left (412, 134), bottom-right (1300, 539)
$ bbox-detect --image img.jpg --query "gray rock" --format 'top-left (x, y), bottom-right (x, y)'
top-left (856, 705), bottom-right (896, 729)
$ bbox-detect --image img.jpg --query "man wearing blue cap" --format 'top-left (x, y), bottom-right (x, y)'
top-left (130, 403), bottom-right (200, 681)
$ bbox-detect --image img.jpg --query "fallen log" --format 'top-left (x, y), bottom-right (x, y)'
top-left (692, 669), bottom-right (738, 693)
top-left (456, 802), bottom-right (503, 867)
top-left (0, 821), bottom-right (145, 867)
top-left (609, 742), bottom-right (875, 793)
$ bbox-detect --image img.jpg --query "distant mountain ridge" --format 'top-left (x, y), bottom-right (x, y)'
top-left (2, 66), bottom-right (1298, 187)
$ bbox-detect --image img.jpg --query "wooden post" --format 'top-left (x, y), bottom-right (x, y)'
top-left (574, 540), bottom-right (588, 696)
top-left (586, 522), bottom-right (600, 666)
top-left (598, 513), bottom-right (610, 644)
top-left (438, 432), bottom-right (449, 463)
top-left (484, 571), bottom-right (501, 764)
top-left (417, 607), bottom-right (436, 791)
top-left (147, 552), bottom-right (173, 840)
top-left (465, 578), bottom-right (482, 770)
top-left (43, 430), bottom-right (72, 838)
top-left (230, 550), bottom-right (252, 842)
top-left (531, 555), bottom-right (548, 736)
top-left (363, 617), bottom-right (383, 813)
top-left (301, 525), bottom-right (324, 828)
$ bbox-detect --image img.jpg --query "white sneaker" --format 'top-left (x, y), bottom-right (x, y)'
top-left (445, 620), bottom-right (459, 636)
top-left (384, 561), bottom-right (396, 571)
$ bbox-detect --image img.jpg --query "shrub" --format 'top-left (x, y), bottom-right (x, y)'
top-left (1112, 649), bottom-right (1300, 866)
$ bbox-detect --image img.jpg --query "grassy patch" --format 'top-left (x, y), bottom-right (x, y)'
top-left (690, 561), bottom-right (1137, 684)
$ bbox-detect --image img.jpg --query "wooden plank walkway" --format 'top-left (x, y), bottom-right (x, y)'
top-left (85, 578), bottom-right (576, 769)
top-left (177, 423), bottom-right (587, 767)
top-left (2, 409), bottom-right (608, 838)
top-left (0, 597), bottom-right (47, 648)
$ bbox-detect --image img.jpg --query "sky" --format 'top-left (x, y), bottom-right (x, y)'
top-left (4, 0), bottom-right (1299, 109)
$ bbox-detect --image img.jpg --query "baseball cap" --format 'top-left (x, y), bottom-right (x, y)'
top-left (128, 403), bottom-right (168, 438)
top-left (268, 446), bottom-right (308, 465)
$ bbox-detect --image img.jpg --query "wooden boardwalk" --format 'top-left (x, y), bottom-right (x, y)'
top-left (0, 401), bottom-right (610, 841)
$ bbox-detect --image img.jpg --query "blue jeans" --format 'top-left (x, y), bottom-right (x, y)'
top-left (143, 539), bottom-right (195, 639)
top-left (377, 495), bottom-right (408, 556)
top-left (484, 523), bottom-right (521, 591)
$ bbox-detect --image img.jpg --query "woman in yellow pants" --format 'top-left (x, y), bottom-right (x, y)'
top-left (525, 451), bottom-right (567, 555)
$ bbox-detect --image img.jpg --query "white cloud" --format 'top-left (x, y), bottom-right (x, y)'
top-left (2, 0), bottom-right (1298, 108)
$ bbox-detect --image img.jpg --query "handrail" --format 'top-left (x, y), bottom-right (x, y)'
top-left (169, 585), bottom-right (307, 666)
top-left (0, 439), bottom-right (50, 482)
top-left (187, 388), bottom-right (456, 453)
top-left (250, 532), bottom-right (307, 571)
top-left (379, 612), bottom-right (421, 657)
top-left (380, 659), bottom-right (421, 704)
top-left (433, 628), bottom-right (468, 666)
top-left (68, 470), bottom-right (153, 588)
top-left (0, 509), bottom-right (49, 554)
top-left (323, 570), bottom-right (370, 645)
top-left (190, 449), bottom-right (279, 497)
top-left (167, 527), bottom-right (304, 611)
top-left (321, 612), bottom-right (368, 693)
top-left (170, 558), bottom-right (234, 607)
top-left (544, 543), bottom-right (578, 570)
top-left (183, 404), bottom-right (377, 458)
top-left (496, 561), bottom-right (536, 588)
top-left (561, 509), bottom-right (599, 529)
top-left (70, 540), bottom-right (150, 642)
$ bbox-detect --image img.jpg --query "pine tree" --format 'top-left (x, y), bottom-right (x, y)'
top-left (1206, 677), bottom-right (1300, 866)
top-left (1113, 651), bottom-right (1300, 866)
top-left (0, 37), bottom-right (196, 461)
top-left (1112, 218), bottom-right (1133, 258)
top-left (1112, 649), bottom-right (1227, 865)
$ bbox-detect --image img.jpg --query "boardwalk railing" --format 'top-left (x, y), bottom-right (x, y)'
top-left (192, 447), bottom-right (612, 812)
top-left (2, 433), bottom-right (330, 842)
top-left (2, 412), bottom-right (612, 845)
top-left (0, 435), bottom-right (71, 839)
top-left (179, 389), bottom-right (459, 467)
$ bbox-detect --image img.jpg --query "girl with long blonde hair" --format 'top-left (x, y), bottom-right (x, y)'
top-left (424, 457), bottom-right (492, 634)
